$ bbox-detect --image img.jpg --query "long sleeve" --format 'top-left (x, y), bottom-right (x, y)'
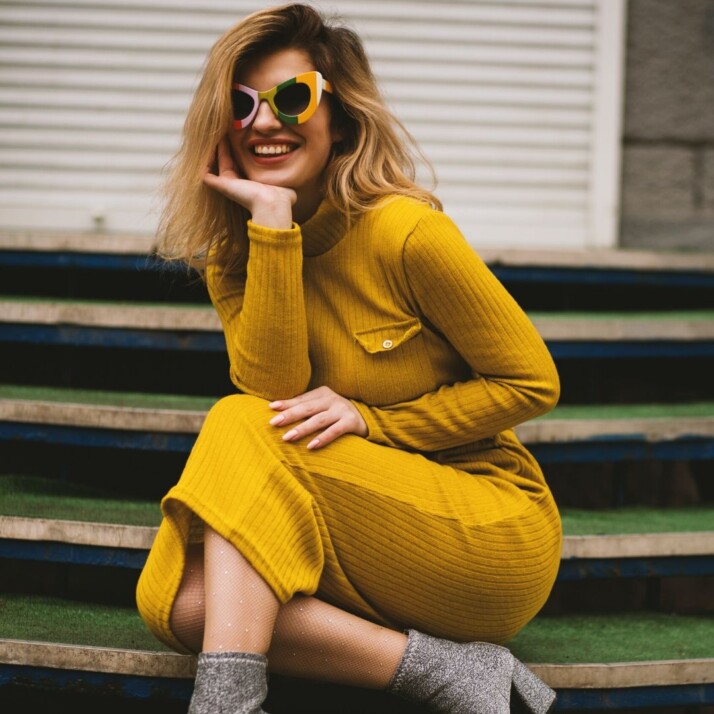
top-left (352, 210), bottom-right (560, 452)
top-left (206, 221), bottom-right (311, 400)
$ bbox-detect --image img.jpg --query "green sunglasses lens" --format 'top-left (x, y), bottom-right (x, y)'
top-left (274, 83), bottom-right (311, 117)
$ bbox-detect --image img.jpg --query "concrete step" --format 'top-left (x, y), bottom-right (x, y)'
top-left (0, 298), bottom-right (714, 359)
top-left (4, 235), bottom-right (714, 324)
top-left (3, 509), bottom-right (713, 563)
top-left (0, 232), bottom-right (154, 255)
top-left (2, 232), bottom-right (713, 283)
top-left (0, 594), bottom-right (712, 710)
top-left (2, 297), bottom-right (713, 343)
top-left (1, 385), bottom-right (712, 464)
top-left (2, 473), bottom-right (713, 580)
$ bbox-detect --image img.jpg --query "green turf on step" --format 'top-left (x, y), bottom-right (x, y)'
top-left (5, 473), bottom-right (710, 536)
top-left (561, 506), bottom-right (714, 536)
top-left (0, 475), bottom-right (161, 526)
top-left (0, 594), bottom-right (168, 652)
top-left (529, 310), bottom-right (714, 321)
top-left (538, 402), bottom-right (714, 420)
top-left (509, 612), bottom-right (714, 663)
top-left (0, 383), bottom-right (219, 412)
top-left (3, 384), bottom-right (713, 423)
top-left (1, 594), bottom-right (712, 663)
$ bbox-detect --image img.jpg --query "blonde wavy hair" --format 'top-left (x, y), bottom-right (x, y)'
top-left (155, 2), bottom-right (441, 272)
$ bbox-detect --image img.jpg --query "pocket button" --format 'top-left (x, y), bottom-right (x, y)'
top-left (382, 339), bottom-right (394, 349)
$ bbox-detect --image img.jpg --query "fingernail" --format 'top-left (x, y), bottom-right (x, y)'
top-left (307, 439), bottom-right (320, 450)
top-left (283, 429), bottom-right (298, 441)
top-left (269, 415), bottom-right (284, 425)
top-left (269, 401), bottom-right (282, 409)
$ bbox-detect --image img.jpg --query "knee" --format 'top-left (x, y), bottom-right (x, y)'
top-left (205, 393), bottom-right (272, 429)
top-left (198, 393), bottom-right (287, 456)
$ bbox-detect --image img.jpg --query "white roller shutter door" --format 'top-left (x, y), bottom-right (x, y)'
top-left (0, 0), bottom-right (625, 248)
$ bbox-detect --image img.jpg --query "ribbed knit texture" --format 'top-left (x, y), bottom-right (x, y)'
top-left (136, 196), bottom-right (562, 654)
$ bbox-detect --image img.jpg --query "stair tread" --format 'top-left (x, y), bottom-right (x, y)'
top-left (2, 475), bottom-right (714, 556)
top-left (561, 506), bottom-right (714, 535)
top-left (0, 593), bottom-right (167, 653)
top-left (1, 297), bottom-right (713, 340)
top-left (541, 403), bottom-right (714, 419)
top-left (0, 383), bottom-right (216, 411)
top-left (0, 296), bottom-right (219, 334)
top-left (0, 474), bottom-right (160, 527)
top-left (0, 232), bottom-right (155, 254)
top-left (3, 233), bottom-right (714, 272)
top-left (2, 386), bottom-right (713, 450)
top-left (479, 247), bottom-right (714, 273)
top-left (1, 593), bottom-right (712, 669)
top-left (2, 383), bottom-right (713, 419)
top-left (4, 295), bottom-right (714, 320)
top-left (509, 611), bottom-right (714, 665)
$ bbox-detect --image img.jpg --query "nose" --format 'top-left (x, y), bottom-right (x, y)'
top-left (252, 99), bottom-right (282, 131)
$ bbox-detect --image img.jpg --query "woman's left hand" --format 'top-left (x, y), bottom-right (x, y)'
top-left (268, 386), bottom-right (368, 450)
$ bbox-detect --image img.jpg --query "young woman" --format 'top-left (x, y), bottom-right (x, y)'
top-left (136, 4), bottom-right (562, 713)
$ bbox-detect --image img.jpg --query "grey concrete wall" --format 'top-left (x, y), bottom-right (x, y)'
top-left (620, 0), bottom-right (714, 250)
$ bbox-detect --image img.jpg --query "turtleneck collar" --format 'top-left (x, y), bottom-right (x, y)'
top-left (298, 197), bottom-right (350, 257)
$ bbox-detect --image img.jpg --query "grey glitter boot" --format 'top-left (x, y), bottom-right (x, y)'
top-left (188, 651), bottom-right (269, 714)
top-left (387, 630), bottom-right (555, 714)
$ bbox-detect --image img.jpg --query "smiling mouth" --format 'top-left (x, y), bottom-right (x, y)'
top-left (251, 144), bottom-right (297, 156)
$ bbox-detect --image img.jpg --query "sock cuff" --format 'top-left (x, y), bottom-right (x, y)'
top-left (198, 651), bottom-right (268, 668)
top-left (386, 629), bottom-right (420, 694)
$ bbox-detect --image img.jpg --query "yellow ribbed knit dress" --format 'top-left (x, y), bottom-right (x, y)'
top-left (136, 196), bottom-right (563, 654)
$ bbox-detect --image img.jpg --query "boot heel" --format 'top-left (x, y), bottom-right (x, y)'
top-left (511, 659), bottom-right (556, 714)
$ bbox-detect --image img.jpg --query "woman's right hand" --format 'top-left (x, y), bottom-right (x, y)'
top-left (203, 137), bottom-right (296, 229)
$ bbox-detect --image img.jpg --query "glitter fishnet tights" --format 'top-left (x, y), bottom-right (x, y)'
top-left (170, 527), bottom-right (407, 690)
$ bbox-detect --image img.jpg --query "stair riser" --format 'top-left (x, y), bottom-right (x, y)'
top-left (3, 251), bottom-right (714, 312)
top-left (3, 322), bottom-right (713, 357)
top-left (4, 539), bottom-right (714, 582)
top-left (3, 422), bottom-right (713, 464)
top-left (2, 664), bottom-right (713, 711)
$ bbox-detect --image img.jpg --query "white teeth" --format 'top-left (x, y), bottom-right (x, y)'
top-left (253, 144), bottom-right (294, 155)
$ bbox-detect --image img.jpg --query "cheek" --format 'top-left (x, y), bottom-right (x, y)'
top-left (226, 132), bottom-right (248, 171)
top-left (308, 121), bottom-right (337, 164)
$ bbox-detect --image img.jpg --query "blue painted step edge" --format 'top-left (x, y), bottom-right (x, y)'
top-left (3, 250), bottom-right (714, 289)
top-left (2, 323), bottom-right (714, 359)
top-left (2, 422), bottom-right (713, 463)
top-left (3, 539), bottom-right (714, 580)
top-left (1, 663), bottom-right (713, 709)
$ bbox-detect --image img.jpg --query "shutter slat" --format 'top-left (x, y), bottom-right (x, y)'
top-left (1, 48), bottom-right (594, 89)
top-left (2, 170), bottom-right (160, 191)
top-left (0, 128), bottom-right (179, 152)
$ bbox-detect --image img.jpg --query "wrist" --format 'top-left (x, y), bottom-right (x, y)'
top-left (250, 196), bottom-right (294, 230)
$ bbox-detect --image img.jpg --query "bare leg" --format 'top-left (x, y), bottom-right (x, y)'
top-left (268, 594), bottom-right (407, 689)
top-left (202, 525), bottom-right (280, 654)
top-left (170, 543), bottom-right (407, 689)
top-left (179, 528), bottom-right (277, 714)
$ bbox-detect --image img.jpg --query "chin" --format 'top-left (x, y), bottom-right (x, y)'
top-left (245, 168), bottom-right (294, 188)
top-left (248, 175), bottom-right (280, 186)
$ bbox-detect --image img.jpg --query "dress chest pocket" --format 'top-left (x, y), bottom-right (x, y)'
top-left (351, 317), bottom-right (428, 403)
top-left (353, 317), bottom-right (422, 353)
